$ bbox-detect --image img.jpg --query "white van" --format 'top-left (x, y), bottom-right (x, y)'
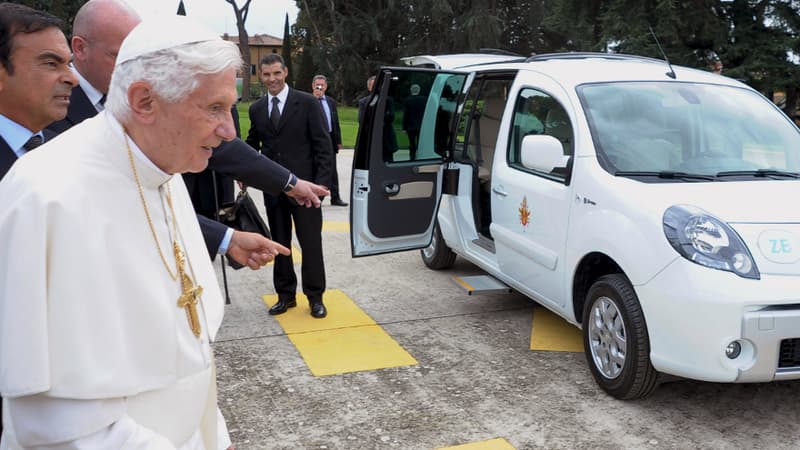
top-left (349, 52), bottom-right (800, 399)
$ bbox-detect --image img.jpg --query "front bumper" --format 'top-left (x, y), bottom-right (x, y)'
top-left (636, 258), bottom-right (800, 383)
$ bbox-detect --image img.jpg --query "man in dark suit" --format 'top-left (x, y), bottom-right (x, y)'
top-left (357, 75), bottom-right (376, 125)
top-left (46, 0), bottom-right (328, 269)
top-left (0, 3), bottom-right (79, 435)
top-left (311, 74), bottom-right (347, 206)
top-left (357, 74), bottom-right (397, 160)
top-left (247, 54), bottom-right (334, 318)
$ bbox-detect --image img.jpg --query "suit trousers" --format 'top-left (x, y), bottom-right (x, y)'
top-left (264, 193), bottom-right (326, 303)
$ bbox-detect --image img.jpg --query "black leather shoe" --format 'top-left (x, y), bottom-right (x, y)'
top-left (330, 198), bottom-right (348, 206)
top-left (269, 298), bottom-right (296, 315)
top-left (310, 302), bottom-right (327, 318)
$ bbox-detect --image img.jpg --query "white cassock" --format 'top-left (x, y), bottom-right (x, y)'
top-left (0, 112), bottom-right (229, 449)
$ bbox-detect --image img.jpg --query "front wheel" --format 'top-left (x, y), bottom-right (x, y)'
top-left (582, 274), bottom-right (659, 399)
top-left (420, 221), bottom-right (456, 270)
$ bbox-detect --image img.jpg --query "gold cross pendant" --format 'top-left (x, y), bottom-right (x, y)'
top-left (178, 283), bottom-right (203, 338)
top-left (174, 241), bottom-right (203, 338)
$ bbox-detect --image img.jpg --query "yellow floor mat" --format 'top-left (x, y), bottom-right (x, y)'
top-left (263, 289), bottom-right (417, 376)
top-left (529, 307), bottom-right (584, 352)
top-left (322, 221), bottom-right (349, 232)
top-left (438, 438), bottom-right (516, 450)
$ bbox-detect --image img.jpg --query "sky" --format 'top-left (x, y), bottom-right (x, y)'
top-left (125, 0), bottom-right (299, 38)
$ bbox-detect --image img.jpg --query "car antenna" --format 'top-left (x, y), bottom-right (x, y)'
top-left (649, 26), bottom-right (676, 79)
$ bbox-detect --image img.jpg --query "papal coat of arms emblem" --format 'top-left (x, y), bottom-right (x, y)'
top-left (519, 196), bottom-right (531, 230)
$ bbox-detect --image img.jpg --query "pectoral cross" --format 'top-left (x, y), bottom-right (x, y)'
top-left (174, 241), bottom-right (203, 338)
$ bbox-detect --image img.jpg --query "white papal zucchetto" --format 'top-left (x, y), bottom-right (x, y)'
top-left (116, 15), bottom-right (221, 65)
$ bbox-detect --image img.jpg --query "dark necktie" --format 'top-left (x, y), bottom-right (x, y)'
top-left (271, 97), bottom-right (281, 128)
top-left (23, 134), bottom-right (43, 152)
top-left (99, 94), bottom-right (107, 106)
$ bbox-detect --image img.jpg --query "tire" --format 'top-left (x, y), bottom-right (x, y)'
top-left (582, 274), bottom-right (659, 400)
top-left (420, 221), bottom-right (456, 270)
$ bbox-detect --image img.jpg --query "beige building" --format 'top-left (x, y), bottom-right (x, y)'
top-left (222, 33), bottom-right (282, 76)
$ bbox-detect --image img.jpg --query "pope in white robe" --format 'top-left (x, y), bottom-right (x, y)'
top-left (0, 16), bottom-right (260, 449)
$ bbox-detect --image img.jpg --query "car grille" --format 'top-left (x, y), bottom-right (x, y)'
top-left (779, 338), bottom-right (800, 368)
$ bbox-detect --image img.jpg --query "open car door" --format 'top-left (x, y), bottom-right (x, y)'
top-left (350, 68), bottom-right (471, 256)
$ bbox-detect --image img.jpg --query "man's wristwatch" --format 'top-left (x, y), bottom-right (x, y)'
top-left (283, 173), bottom-right (298, 193)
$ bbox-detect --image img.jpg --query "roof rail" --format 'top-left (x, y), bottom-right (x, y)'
top-left (478, 48), bottom-right (523, 57)
top-left (525, 52), bottom-right (666, 65)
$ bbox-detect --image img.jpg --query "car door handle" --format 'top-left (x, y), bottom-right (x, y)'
top-left (413, 165), bottom-right (439, 174)
top-left (384, 183), bottom-right (400, 196)
top-left (492, 185), bottom-right (509, 197)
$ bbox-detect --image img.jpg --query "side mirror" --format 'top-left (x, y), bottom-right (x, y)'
top-left (520, 135), bottom-right (569, 173)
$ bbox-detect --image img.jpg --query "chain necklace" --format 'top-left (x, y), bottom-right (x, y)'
top-left (125, 133), bottom-right (179, 280)
top-left (124, 133), bottom-right (203, 338)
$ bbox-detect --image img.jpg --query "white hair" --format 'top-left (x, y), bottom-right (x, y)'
top-left (106, 39), bottom-right (242, 121)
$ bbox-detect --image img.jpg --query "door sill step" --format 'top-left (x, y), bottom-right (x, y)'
top-left (472, 236), bottom-right (495, 253)
top-left (452, 275), bottom-right (512, 295)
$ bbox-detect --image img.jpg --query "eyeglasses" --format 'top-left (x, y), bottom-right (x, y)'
top-left (315, 85), bottom-right (324, 90)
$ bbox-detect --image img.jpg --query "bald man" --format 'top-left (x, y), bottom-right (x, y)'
top-left (47, 0), bottom-right (138, 133)
top-left (47, 0), bottom-right (328, 266)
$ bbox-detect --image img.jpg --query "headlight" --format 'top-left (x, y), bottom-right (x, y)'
top-left (663, 205), bottom-right (759, 279)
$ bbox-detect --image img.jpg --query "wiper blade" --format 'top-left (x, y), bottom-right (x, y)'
top-left (716, 169), bottom-right (800, 179)
top-left (614, 170), bottom-right (716, 181)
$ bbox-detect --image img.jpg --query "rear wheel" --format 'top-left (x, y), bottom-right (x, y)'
top-left (583, 274), bottom-right (659, 399)
top-left (421, 221), bottom-right (456, 270)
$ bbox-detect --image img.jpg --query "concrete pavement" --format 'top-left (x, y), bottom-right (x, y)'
top-left (212, 150), bottom-right (800, 449)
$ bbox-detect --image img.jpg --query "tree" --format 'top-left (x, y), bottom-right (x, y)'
top-left (14, 0), bottom-right (84, 36)
top-left (281, 13), bottom-right (295, 88)
top-left (224, 0), bottom-right (253, 101)
top-left (292, 0), bottom-right (800, 112)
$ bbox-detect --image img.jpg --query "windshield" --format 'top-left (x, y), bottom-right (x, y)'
top-left (579, 82), bottom-right (800, 178)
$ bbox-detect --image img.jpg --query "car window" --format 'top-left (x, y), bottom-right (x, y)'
top-left (508, 87), bottom-right (573, 181)
top-left (456, 78), bottom-right (513, 167)
top-left (580, 82), bottom-right (800, 176)
top-left (383, 71), bottom-right (465, 164)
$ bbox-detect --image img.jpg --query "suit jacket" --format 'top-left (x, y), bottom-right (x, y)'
top-left (45, 85), bottom-right (293, 257)
top-left (1, 130), bottom-right (56, 179)
top-left (247, 88), bottom-right (333, 188)
top-left (194, 138), bottom-right (291, 254)
top-left (0, 135), bottom-right (15, 179)
top-left (357, 95), bottom-right (370, 125)
top-left (321, 96), bottom-right (342, 152)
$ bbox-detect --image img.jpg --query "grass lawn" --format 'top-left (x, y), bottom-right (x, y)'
top-left (236, 101), bottom-right (360, 149)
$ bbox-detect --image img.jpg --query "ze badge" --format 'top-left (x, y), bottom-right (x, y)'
top-left (758, 230), bottom-right (800, 264)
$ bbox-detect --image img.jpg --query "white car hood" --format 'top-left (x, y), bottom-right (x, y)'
top-left (639, 179), bottom-right (800, 275)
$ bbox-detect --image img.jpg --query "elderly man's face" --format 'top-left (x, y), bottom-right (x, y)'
top-left (0, 27), bottom-right (76, 131)
top-left (154, 68), bottom-right (238, 174)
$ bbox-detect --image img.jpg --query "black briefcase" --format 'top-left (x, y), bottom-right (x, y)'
top-left (218, 189), bottom-right (271, 270)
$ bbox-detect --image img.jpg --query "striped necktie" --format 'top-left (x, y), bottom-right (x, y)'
top-left (23, 134), bottom-right (43, 152)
